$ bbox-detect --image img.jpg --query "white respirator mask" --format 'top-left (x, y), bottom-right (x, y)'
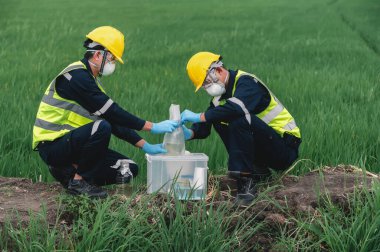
top-left (203, 66), bottom-right (229, 97)
top-left (205, 83), bottom-right (226, 96)
top-left (101, 61), bottom-right (116, 76)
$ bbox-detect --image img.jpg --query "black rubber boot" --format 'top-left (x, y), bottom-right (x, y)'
top-left (48, 165), bottom-right (76, 188)
top-left (252, 164), bottom-right (271, 182)
top-left (228, 171), bottom-right (258, 206)
top-left (236, 177), bottom-right (257, 206)
top-left (67, 179), bottom-right (108, 199)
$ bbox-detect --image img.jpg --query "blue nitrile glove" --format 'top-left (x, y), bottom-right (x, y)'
top-left (181, 109), bottom-right (202, 124)
top-left (142, 142), bottom-right (167, 154)
top-left (182, 125), bottom-right (194, 140)
top-left (151, 120), bottom-right (179, 134)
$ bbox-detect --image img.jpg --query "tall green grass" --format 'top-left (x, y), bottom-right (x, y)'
top-left (0, 193), bottom-right (264, 251)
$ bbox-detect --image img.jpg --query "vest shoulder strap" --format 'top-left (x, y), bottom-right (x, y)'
top-left (234, 70), bottom-right (279, 98)
top-left (57, 61), bottom-right (87, 78)
top-left (212, 96), bottom-right (222, 107)
top-left (233, 70), bottom-right (268, 95)
top-left (235, 70), bottom-right (286, 107)
top-left (46, 61), bottom-right (87, 96)
top-left (62, 61), bottom-right (106, 94)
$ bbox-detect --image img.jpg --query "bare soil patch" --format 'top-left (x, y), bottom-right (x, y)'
top-left (0, 177), bottom-right (62, 226)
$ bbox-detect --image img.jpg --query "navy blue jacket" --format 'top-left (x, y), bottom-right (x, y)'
top-left (55, 58), bottom-right (145, 145)
top-left (191, 70), bottom-right (271, 139)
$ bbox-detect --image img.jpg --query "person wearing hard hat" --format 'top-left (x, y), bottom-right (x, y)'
top-left (32, 26), bottom-right (178, 198)
top-left (181, 52), bottom-right (301, 205)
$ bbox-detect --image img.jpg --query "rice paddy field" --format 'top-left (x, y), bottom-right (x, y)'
top-left (0, 0), bottom-right (379, 250)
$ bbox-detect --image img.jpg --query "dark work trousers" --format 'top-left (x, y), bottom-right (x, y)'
top-left (38, 120), bottom-right (138, 186)
top-left (213, 115), bottom-right (300, 179)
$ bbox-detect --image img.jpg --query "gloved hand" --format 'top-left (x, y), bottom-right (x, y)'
top-left (181, 109), bottom-right (202, 124)
top-left (151, 120), bottom-right (179, 134)
top-left (182, 125), bottom-right (194, 140)
top-left (142, 142), bottom-right (167, 154)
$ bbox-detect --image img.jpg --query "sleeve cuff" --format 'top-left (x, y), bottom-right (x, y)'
top-left (130, 134), bottom-right (143, 145)
top-left (137, 119), bottom-right (146, 131)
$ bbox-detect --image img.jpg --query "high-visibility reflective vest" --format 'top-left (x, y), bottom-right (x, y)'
top-left (32, 61), bottom-right (108, 149)
top-left (212, 70), bottom-right (301, 138)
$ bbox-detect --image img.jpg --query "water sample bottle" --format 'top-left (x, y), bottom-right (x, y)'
top-left (163, 104), bottom-right (185, 155)
top-left (115, 160), bottom-right (133, 196)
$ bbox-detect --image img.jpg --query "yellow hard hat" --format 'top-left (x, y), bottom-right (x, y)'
top-left (86, 26), bottom-right (125, 64)
top-left (186, 52), bottom-right (221, 92)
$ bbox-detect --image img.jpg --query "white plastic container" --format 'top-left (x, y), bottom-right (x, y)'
top-left (146, 153), bottom-right (208, 200)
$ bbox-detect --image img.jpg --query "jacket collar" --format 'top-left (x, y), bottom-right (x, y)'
top-left (81, 58), bottom-right (96, 77)
top-left (220, 69), bottom-right (237, 99)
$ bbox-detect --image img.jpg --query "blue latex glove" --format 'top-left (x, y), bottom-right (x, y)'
top-left (142, 142), bottom-right (167, 154)
top-left (151, 120), bottom-right (179, 134)
top-left (181, 109), bottom-right (202, 124)
top-left (182, 125), bottom-right (194, 140)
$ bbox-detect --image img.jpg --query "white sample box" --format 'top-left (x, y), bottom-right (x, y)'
top-left (146, 153), bottom-right (209, 200)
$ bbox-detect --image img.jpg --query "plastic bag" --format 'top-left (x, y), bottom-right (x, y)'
top-left (163, 104), bottom-right (185, 155)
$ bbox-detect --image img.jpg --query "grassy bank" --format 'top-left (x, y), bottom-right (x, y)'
top-left (1, 178), bottom-right (380, 251)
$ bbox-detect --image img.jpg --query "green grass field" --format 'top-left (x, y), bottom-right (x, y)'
top-left (0, 0), bottom-right (379, 181)
top-left (0, 0), bottom-right (379, 250)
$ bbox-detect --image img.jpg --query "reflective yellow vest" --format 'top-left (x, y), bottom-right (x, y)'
top-left (32, 61), bottom-right (106, 149)
top-left (212, 70), bottom-right (301, 138)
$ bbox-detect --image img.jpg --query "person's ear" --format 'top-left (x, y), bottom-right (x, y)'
top-left (215, 67), bottom-right (225, 80)
top-left (94, 51), bottom-right (101, 61)
top-left (215, 67), bottom-right (223, 74)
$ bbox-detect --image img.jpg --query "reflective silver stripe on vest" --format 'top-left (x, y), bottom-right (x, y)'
top-left (91, 120), bottom-right (102, 135)
top-left (35, 118), bottom-right (76, 131)
top-left (41, 95), bottom-right (99, 121)
top-left (212, 96), bottom-right (221, 107)
top-left (261, 103), bottom-right (284, 124)
top-left (46, 81), bottom-right (55, 97)
top-left (93, 99), bottom-right (114, 116)
top-left (283, 120), bottom-right (297, 131)
top-left (63, 73), bottom-right (72, 81)
top-left (228, 97), bottom-right (251, 125)
top-left (239, 73), bottom-right (285, 125)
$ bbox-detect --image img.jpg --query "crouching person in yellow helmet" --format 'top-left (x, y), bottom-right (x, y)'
top-left (181, 52), bottom-right (301, 206)
top-left (32, 26), bottom-right (178, 198)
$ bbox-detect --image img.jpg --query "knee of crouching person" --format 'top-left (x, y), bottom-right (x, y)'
top-left (97, 120), bottom-right (112, 135)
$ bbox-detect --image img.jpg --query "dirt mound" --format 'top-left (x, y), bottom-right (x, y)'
top-left (269, 165), bottom-right (375, 214)
top-left (0, 165), bottom-right (377, 236)
top-left (0, 177), bottom-right (62, 226)
top-left (210, 165), bottom-right (378, 249)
